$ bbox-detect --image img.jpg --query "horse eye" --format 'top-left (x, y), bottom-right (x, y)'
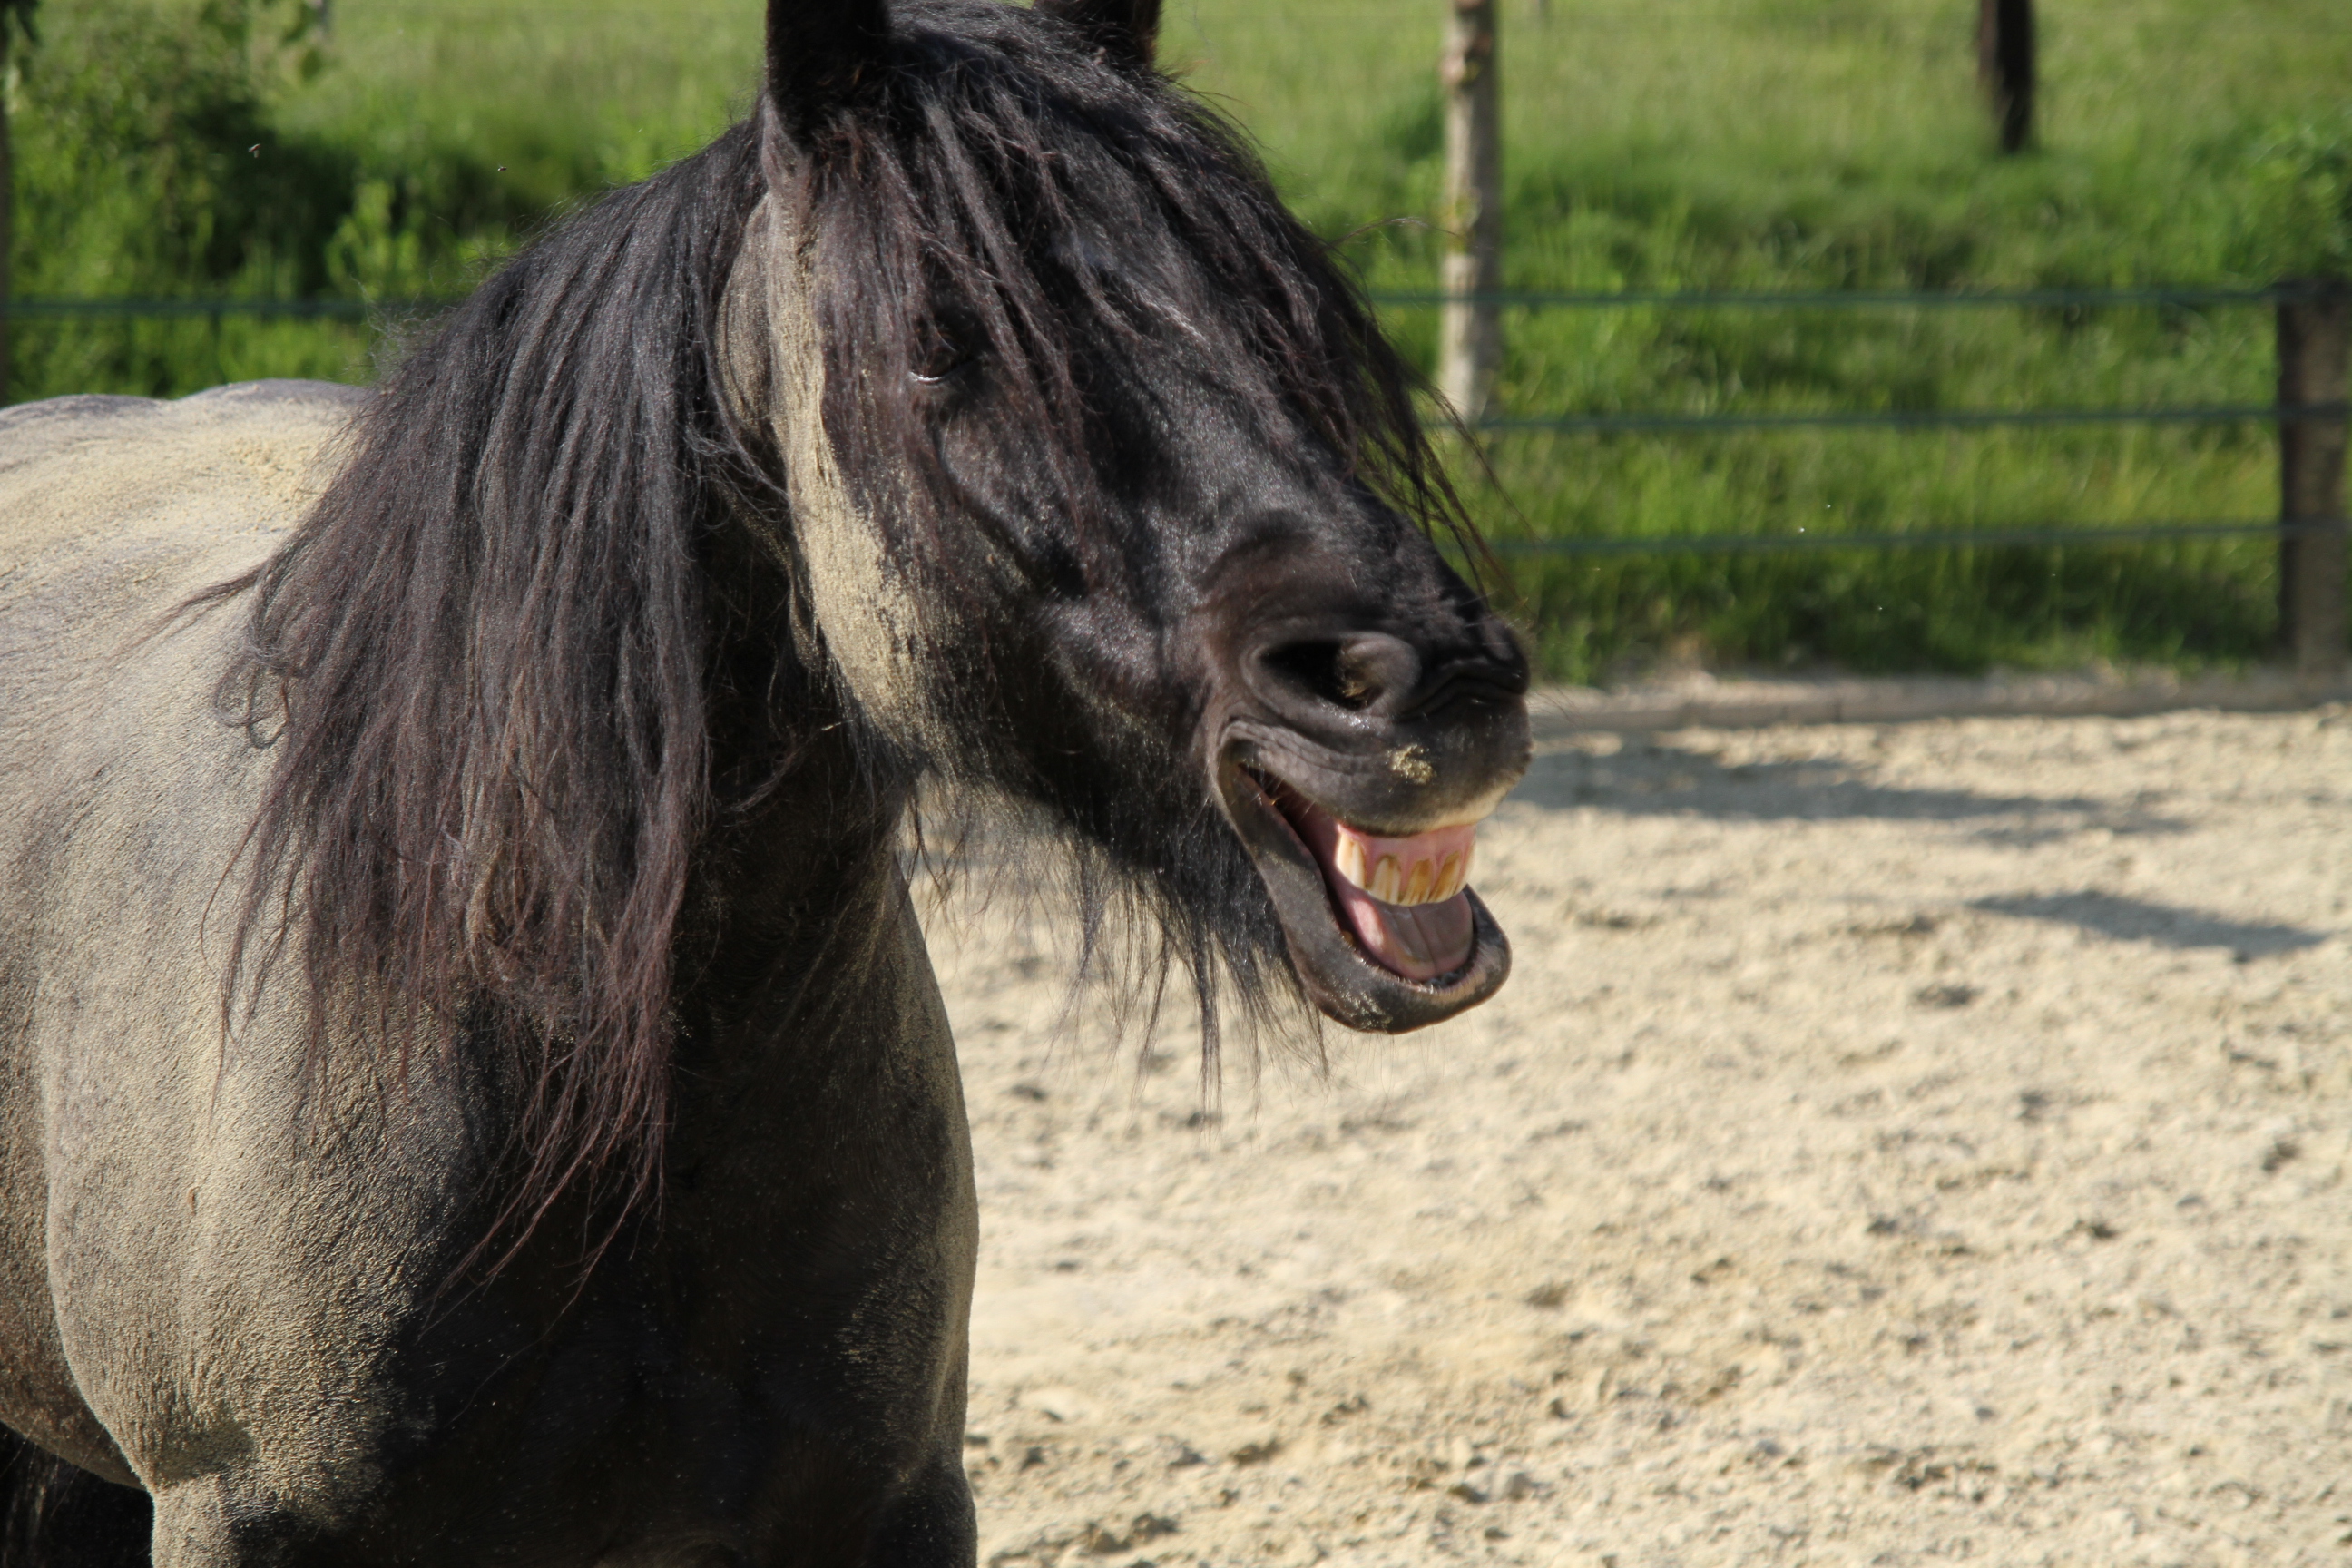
top-left (912, 326), bottom-right (977, 387)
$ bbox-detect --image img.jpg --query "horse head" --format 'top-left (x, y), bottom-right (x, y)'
top-left (731, 0), bottom-right (1531, 1035)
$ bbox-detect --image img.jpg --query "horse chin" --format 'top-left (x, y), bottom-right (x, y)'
top-left (1214, 755), bottom-right (1512, 1034)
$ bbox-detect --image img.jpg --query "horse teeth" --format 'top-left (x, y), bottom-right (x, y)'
top-left (1318, 818), bottom-right (1478, 904)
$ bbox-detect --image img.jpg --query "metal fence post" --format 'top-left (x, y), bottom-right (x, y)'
top-left (2278, 279), bottom-right (2351, 680)
top-left (1438, 0), bottom-right (1501, 425)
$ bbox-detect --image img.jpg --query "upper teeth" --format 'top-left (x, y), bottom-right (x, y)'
top-left (1333, 835), bottom-right (1473, 906)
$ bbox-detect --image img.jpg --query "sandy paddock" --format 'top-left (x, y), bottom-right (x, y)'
top-left (923, 706), bottom-right (2352, 1568)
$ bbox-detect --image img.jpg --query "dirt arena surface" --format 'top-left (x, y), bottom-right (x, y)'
top-left (922, 706), bottom-right (2352, 1568)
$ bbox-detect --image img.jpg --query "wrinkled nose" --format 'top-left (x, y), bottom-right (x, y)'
top-left (1246, 629), bottom-right (1528, 729)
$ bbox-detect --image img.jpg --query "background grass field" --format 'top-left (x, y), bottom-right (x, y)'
top-left (12, 0), bottom-right (2351, 679)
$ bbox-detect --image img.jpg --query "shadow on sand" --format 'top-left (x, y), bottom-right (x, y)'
top-left (1508, 738), bottom-right (2185, 841)
top-left (1969, 891), bottom-right (2328, 957)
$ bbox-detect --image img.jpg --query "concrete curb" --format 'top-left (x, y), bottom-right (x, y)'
top-left (1530, 670), bottom-right (2352, 737)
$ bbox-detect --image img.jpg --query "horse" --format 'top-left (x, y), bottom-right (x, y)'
top-left (0, 0), bottom-right (1531, 1562)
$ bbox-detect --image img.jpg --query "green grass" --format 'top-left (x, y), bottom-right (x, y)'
top-left (11, 0), bottom-right (2351, 680)
top-left (1163, 0), bottom-right (2352, 678)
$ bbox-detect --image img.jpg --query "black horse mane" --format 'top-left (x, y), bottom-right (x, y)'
top-left (204, 0), bottom-right (1465, 1265)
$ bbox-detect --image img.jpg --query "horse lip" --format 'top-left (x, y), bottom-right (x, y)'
top-left (1212, 751), bottom-right (1512, 1034)
top-left (1219, 720), bottom-right (1522, 838)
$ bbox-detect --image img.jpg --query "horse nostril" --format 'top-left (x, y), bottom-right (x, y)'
top-left (1258, 633), bottom-right (1423, 715)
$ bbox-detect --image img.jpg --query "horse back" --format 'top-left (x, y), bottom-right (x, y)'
top-left (0, 379), bottom-right (358, 872)
top-left (0, 380), bottom-right (358, 614)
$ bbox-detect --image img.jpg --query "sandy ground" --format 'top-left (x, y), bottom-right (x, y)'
top-left (921, 706), bottom-right (2352, 1568)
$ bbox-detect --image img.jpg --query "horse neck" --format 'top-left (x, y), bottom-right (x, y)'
top-left (670, 510), bottom-right (919, 1044)
top-left (677, 201), bottom-right (940, 1060)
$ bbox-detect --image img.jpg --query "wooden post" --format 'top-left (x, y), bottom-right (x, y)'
top-left (2278, 281), bottom-right (2351, 681)
top-left (1439, 0), bottom-right (1501, 425)
top-left (1976, 0), bottom-right (2034, 153)
top-left (1, 15), bottom-right (14, 407)
top-left (0, 0), bottom-right (33, 406)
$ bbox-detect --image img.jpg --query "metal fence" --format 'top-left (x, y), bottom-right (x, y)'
top-left (1367, 279), bottom-right (2352, 672)
top-left (11, 279), bottom-right (2349, 665)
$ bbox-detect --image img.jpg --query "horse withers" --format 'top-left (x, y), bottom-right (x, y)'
top-left (0, 1), bottom-right (1529, 1563)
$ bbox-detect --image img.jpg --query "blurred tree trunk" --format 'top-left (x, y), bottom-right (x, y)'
top-left (1977, 0), bottom-right (2034, 153)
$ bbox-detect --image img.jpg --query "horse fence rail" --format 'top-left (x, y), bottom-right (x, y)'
top-left (1470, 405), bottom-right (2317, 433)
top-left (1368, 279), bottom-right (2352, 674)
top-left (1480, 520), bottom-right (2337, 558)
top-left (0, 299), bottom-right (420, 318)
top-left (9, 279), bottom-right (2349, 668)
top-left (1371, 283), bottom-right (2332, 309)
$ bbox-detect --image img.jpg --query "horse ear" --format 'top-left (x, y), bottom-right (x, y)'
top-left (766, 0), bottom-right (891, 136)
top-left (1034, 0), bottom-right (1161, 68)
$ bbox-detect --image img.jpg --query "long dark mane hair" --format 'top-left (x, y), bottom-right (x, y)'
top-left (201, 0), bottom-right (1465, 1260)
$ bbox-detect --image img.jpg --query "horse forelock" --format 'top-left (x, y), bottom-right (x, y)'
top-left (801, 1), bottom-right (1455, 540)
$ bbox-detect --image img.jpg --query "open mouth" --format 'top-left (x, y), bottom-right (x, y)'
top-left (1218, 756), bottom-right (1512, 1034)
top-left (1271, 784), bottom-right (1477, 982)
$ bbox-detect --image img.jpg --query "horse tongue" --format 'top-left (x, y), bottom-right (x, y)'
top-left (1279, 793), bottom-right (1480, 981)
top-left (1326, 876), bottom-right (1475, 981)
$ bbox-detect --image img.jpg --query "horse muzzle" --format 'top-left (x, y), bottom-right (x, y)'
top-left (1208, 631), bottom-right (1531, 1034)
